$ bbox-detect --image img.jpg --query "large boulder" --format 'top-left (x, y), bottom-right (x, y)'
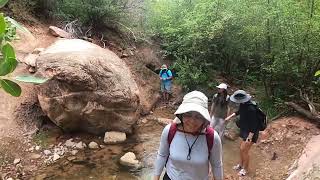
top-left (36, 39), bottom-right (140, 134)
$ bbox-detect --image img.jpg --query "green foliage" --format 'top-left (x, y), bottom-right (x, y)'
top-left (33, 131), bottom-right (49, 148)
top-left (0, 11), bottom-right (20, 96)
top-left (49, 0), bottom-right (128, 32)
top-left (316, 70), bottom-right (320, 77)
top-left (173, 57), bottom-right (208, 91)
top-left (145, 0), bottom-right (320, 99)
top-left (0, 0), bottom-right (8, 8)
top-left (0, 1), bottom-right (47, 97)
top-left (0, 79), bottom-right (21, 97)
top-left (14, 75), bottom-right (48, 84)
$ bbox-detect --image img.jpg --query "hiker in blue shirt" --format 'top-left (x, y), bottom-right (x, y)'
top-left (159, 64), bottom-right (173, 104)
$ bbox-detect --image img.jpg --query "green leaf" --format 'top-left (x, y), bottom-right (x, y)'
top-left (0, 0), bottom-right (8, 8)
top-left (2, 43), bottom-right (15, 59)
top-left (14, 75), bottom-right (48, 84)
top-left (0, 13), bottom-right (5, 36)
top-left (0, 60), bottom-right (11, 76)
top-left (0, 79), bottom-right (21, 97)
top-left (7, 57), bottom-right (17, 72)
top-left (315, 70), bottom-right (320, 77)
top-left (5, 17), bottom-right (32, 36)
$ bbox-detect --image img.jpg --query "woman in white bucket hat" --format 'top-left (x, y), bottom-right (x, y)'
top-left (210, 83), bottom-right (230, 140)
top-left (154, 91), bottom-right (223, 180)
top-left (226, 90), bottom-right (259, 176)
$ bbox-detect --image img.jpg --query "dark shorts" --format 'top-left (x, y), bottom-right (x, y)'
top-left (240, 129), bottom-right (259, 143)
top-left (163, 172), bottom-right (171, 180)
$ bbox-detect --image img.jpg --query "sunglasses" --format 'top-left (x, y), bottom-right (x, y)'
top-left (182, 112), bottom-right (206, 122)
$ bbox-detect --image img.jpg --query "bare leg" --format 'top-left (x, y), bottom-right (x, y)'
top-left (243, 142), bottom-right (253, 171)
top-left (239, 141), bottom-right (245, 167)
top-left (165, 92), bottom-right (169, 103)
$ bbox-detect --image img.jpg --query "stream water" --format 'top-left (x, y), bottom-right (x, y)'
top-left (32, 119), bottom-right (264, 180)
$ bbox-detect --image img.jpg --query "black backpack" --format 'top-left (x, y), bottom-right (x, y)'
top-left (251, 101), bottom-right (267, 131)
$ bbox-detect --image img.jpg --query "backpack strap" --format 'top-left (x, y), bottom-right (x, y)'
top-left (168, 123), bottom-right (177, 147)
top-left (168, 123), bottom-right (214, 158)
top-left (205, 126), bottom-right (215, 158)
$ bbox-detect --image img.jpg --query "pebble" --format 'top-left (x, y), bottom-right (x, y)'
top-left (13, 158), bottom-right (21, 165)
top-left (30, 154), bottom-right (41, 159)
top-left (67, 156), bottom-right (76, 161)
top-left (71, 150), bottom-right (78, 155)
top-left (43, 150), bottom-right (51, 156)
top-left (88, 142), bottom-right (99, 149)
top-left (53, 154), bottom-right (60, 161)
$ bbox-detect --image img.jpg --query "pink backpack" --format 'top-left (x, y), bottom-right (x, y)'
top-left (167, 123), bottom-right (215, 157)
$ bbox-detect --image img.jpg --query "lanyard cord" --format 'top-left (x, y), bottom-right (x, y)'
top-left (182, 124), bottom-right (203, 160)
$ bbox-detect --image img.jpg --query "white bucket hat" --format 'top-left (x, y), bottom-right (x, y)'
top-left (174, 91), bottom-right (211, 124)
top-left (230, 90), bottom-right (252, 103)
top-left (216, 83), bottom-right (228, 90)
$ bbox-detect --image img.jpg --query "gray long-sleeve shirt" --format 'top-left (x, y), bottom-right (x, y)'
top-left (154, 124), bottom-right (223, 180)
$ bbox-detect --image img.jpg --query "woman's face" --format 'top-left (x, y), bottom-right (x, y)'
top-left (217, 88), bottom-right (224, 93)
top-left (182, 111), bottom-right (206, 132)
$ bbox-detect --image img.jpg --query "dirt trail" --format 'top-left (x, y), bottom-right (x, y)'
top-left (0, 24), bottom-right (57, 179)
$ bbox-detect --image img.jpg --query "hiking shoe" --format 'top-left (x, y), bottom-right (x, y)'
top-left (238, 168), bottom-right (247, 176)
top-left (233, 164), bottom-right (242, 171)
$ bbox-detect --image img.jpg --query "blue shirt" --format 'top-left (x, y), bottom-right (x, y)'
top-left (159, 69), bottom-right (173, 82)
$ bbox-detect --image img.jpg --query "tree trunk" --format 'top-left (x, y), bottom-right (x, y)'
top-left (285, 102), bottom-right (320, 123)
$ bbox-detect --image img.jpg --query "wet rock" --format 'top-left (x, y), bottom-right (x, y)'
top-left (67, 156), bottom-right (76, 161)
top-left (104, 131), bottom-right (126, 144)
top-left (13, 158), bottom-right (21, 165)
top-left (35, 146), bottom-right (41, 151)
top-left (120, 152), bottom-right (140, 168)
top-left (65, 138), bottom-right (76, 148)
top-left (54, 147), bottom-right (65, 156)
top-left (100, 145), bottom-right (106, 149)
top-left (30, 153), bottom-right (41, 159)
top-left (75, 142), bottom-right (87, 149)
top-left (71, 150), bottom-right (78, 155)
top-left (43, 150), bottom-right (51, 156)
top-left (53, 153), bottom-right (60, 161)
top-left (7, 178), bottom-right (13, 180)
top-left (88, 142), bottom-right (99, 149)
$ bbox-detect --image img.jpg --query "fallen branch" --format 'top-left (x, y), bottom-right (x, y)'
top-left (296, 88), bottom-right (319, 116)
top-left (100, 33), bottom-right (106, 48)
top-left (285, 102), bottom-right (320, 123)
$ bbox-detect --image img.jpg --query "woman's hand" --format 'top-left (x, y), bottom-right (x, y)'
top-left (153, 176), bottom-right (160, 180)
top-left (225, 113), bottom-right (235, 121)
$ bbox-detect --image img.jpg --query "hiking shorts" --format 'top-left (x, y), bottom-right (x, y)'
top-left (210, 117), bottom-right (226, 140)
top-left (160, 80), bottom-right (172, 93)
top-left (240, 129), bottom-right (259, 143)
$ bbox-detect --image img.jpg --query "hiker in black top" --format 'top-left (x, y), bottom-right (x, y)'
top-left (225, 90), bottom-right (259, 177)
top-left (235, 101), bottom-right (259, 135)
